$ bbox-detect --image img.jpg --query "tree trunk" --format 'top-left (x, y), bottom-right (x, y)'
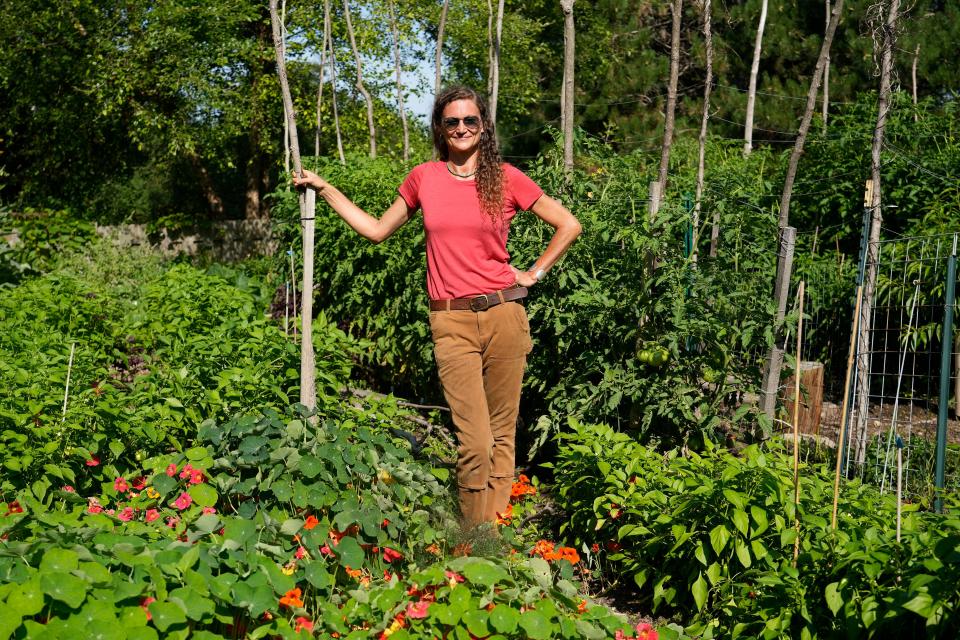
top-left (343, 0), bottom-right (376, 158)
top-left (315, 3), bottom-right (329, 158)
top-left (655, 0), bottom-right (682, 208)
top-left (325, 0), bottom-right (346, 165)
top-left (388, 0), bottom-right (410, 161)
top-left (269, 0), bottom-right (317, 417)
top-left (854, 0), bottom-right (902, 465)
top-left (912, 43), bottom-right (920, 121)
top-left (487, 0), bottom-right (494, 96)
top-left (490, 0), bottom-right (505, 126)
top-left (188, 151), bottom-right (226, 218)
top-left (435, 0), bottom-right (449, 97)
top-left (560, 0), bottom-right (575, 182)
top-left (778, 0), bottom-right (844, 229)
top-left (822, 0), bottom-right (830, 133)
top-left (696, 0), bottom-right (714, 261)
top-left (743, 0), bottom-right (767, 156)
top-left (282, 0), bottom-right (290, 176)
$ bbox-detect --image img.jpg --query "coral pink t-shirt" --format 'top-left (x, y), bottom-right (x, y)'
top-left (398, 162), bottom-right (544, 300)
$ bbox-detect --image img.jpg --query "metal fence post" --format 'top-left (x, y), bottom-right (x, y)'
top-left (934, 234), bottom-right (957, 513)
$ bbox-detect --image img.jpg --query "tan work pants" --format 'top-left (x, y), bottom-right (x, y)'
top-left (429, 301), bottom-right (532, 526)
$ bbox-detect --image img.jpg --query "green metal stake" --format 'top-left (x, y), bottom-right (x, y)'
top-left (934, 234), bottom-right (957, 514)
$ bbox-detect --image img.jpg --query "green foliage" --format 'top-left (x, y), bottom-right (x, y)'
top-left (551, 419), bottom-right (960, 638)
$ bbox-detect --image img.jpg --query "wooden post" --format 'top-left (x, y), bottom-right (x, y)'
top-left (761, 226), bottom-right (797, 417)
top-left (832, 284), bottom-right (864, 529)
top-left (782, 361), bottom-right (824, 436)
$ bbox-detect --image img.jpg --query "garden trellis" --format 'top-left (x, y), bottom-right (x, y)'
top-left (800, 229), bottom-right (960, 506)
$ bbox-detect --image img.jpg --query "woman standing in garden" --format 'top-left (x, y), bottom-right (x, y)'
top-left (293, 86), bottom-right (581, 527)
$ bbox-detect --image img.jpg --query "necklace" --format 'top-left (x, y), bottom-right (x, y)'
top-left (446, 162), bottom-right (476, 179)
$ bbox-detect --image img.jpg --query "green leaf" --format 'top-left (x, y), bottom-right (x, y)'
top-left (187, 483), bottom-right (217, 508)
top-left (824, 582), bottom-right (843, 616)
top-left (488, 605), bottom-right (519, 634)
top-left (333, 536), bottom-right (364, 570)
top-left (692, 572), bottom-right (708, 611)
top-left (304, 563), bottom-right (330, 590)
top-left (148, 601), bottom-right (187, 631)
top-left (462, 560), bottom-right (507, 587)
top-left (518, 610), bottom-right (553, 640)
top-left (731, 509), bottom-right (750, 537)
top-left (0, 602), bottom-right (22, 640)
top-left (6, 580), bottom-right (44, 616)
top-left (902, 592), bottom-right (934, 617)
top-left (40, 571), bottom-right (87, 609)
top-left (709, 524), bottom-right (730, 555)
top-left (734, 539), bottom-right (751, 568)
top-left (280, 518), bottom-right (303, 536)
top-left (463, 609), bottom-right (490, 637)
top-left (40, 548), bottom-right (79, 573)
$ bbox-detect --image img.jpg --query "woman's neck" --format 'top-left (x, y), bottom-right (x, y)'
top-left (446, 149), bottom-right (479, 174)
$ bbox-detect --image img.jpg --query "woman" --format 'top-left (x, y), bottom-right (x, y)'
top-left (293, 86), bottom-right (581, 527)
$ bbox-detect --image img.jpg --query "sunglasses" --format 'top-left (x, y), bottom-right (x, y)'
top-left (441, 115), bottom-right (481, 131)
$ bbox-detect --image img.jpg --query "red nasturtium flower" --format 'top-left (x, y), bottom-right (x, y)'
top-left (5, 501), bottom-right (23, 516)
top-left (179, 464), bottom-right (194, 479)
top-left (131, 476), bottom-right (147, 490)
top-left (145, 509), bottom-right (160, 523)
top-left (166, 463), bottom-right (177, 477)
top-left (189, 469), bottom-right (205, 485)
top-left (117, 507), bottom-right (136, 522)
top-left (406, 600), bottom-right (430, 619)
top-left (114, 477), bottom-right (129, 493)
top-left (303, 515), bottom-right (320, 530)
top-left (279, 588), bottom-right (304, 609)
top-left (591, 543), bottom-right (600, 553)
top-left (382, 547), bottom-right (403, 563)
top-left (85, 456), bottom-right (100, 467)
top-left (294, 616), bottom-right (314, 632)
top-left (635, 622), bottom-right (658, 640)
top-left (140, 596), bottom-right (156, 620)
top-left (173, 492), bottom-right (192, 510)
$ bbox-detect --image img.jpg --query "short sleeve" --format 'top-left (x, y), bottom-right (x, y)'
top-left (398, 164), bottom-right (424, 211)
top-left (504, 164), bottom-right (544, 211)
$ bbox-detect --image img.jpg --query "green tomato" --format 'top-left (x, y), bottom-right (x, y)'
top-left (637, 349), bottom-right (652, 364)
top-left (651, 348), bottom-right (670, 367)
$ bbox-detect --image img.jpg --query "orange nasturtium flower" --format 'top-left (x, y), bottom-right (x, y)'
top-left (510, 474), bottom-right (536, 500)
top-left (279, 587), bottom-right (304, 609)
top-left (495, 503), bottom-right (513, 525)
top-left (304, 515), bottom-right (320, 530)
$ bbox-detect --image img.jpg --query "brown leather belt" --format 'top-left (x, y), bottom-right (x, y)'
top-left (429, 285), bottom-right (529, 312)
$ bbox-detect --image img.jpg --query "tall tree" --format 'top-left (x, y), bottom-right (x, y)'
top-left (743, 0), bottom-right (768, 155)
top-left (854, 0), bottom-right (902, 465)
top-left (325, 0), bottom-right (346, 164)
top-left (490, 0), bottom-right (505, 125)
top-left (343, 0), bottom-right (376, 158)
top-left (435, 0), bottom-right (450, 97)
top-left (778, 0), bottom-right (844, 229)
top-left (822, 0), bottom-right (831, 132)
top-left (655, 0), bottom-right (683, 208)
top-left (560, 0), bottom-right (576, 181)
top-left (388, 0), bottom-right (410, 161)
top-left (269, 0), bottom-right (317, 416)
top-left (696, 0), bottom-right (714, 260)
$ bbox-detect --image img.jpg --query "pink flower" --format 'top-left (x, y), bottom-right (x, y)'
top-left (294, 617), bottom-right (314, 633)
top-left (295, 546), bottom-right (308, 559)
top-left (145, 509), bottom-right (160, 522)
top-left (179, 464), bottom-right (194, 479)
top-left (636, 623), bottom-right (658, 640)
top-left (166, 463), bottom-right (177, 477)
top-left (382, 547), bottom-right (403, 563)
top-left (173, 493), bottom-right (192, 510)
top-left (444, 570), bottom-right (465, 583)
top-left (406, 600), bottom-right (430, 619)
top-left (114, 477), bottom-right (129, 493)
top-left (105, 509), bottom-right (115, 515)
top-left (86, 456), bottom-right (100, 466)
top-left (320, 544), bottom-right (333, 556)
top-left (189, 469), bottom-right (204, 485)
top-left (166, 516), bottom-right (180, 528)
top-left (62, 485), bottom-right (75, 493)
top-left (117, 507), bottom-right (135, 521)
top-left (87, 504), bottom-right (103, 515)
top-left (615, 630), bottom-right (628, 640)
top-left (141, 596), bottom-right (155, 620)
top-left (202, 506), bottom-right (216, 515)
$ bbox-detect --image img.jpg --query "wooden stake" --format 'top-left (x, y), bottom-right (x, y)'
top-left (61, 342), bottom-right (76, 422)
top-left (792, 281), bottom-right (805, 567)
top-left (896, 435), bottom-right (903, 542)
top-left (832, 283), bottom-right (864, 528)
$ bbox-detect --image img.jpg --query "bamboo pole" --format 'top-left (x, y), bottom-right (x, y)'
top-left (896, 435), bottom-right (903, 542)
top-left (792, 281), bottom-right (805, 567)
top-left (832, 284), bottom-right (864, 528)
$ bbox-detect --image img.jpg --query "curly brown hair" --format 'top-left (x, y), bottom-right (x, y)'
top-left (431, 86), bottom-right (504, 223)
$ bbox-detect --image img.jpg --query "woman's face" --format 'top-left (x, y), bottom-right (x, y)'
top-left (440, 99), bottom-right (484, 157)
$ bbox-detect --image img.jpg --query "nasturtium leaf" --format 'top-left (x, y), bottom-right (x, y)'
top-left (333, 536), bottom-right (364, 571)
top-left (148, 601), bottom-right (187, 632)
top-left (262, 559), bottom-right (296, 595)
top-left (151, 473), bottom-right (176, 496)
top-left (574, 619), bottom-right (606, 640)
top-left (0, 602), bottom-right (22, 640)
top-left (489, 605), bottom-right (519, 634)
top-left (825, 582), bottom-right (843, 615)
top-left (223, 519), bottom-right (256, 546)
top-left (169, 587), bottom-right (214, 621)
top-left (40, 571), bottom-right (88, 609)
top-left (176, 545), bottom-right (200, 574)
top-left (184, 447), bottom-right (206, 461)
top-left (431, 603), bottom-right (459, 625)
top-left (518, 610), bottom-right (553, 640)
top-left (40, 548), bottom-right (79, 573)
top-left (463, 609), bottom-right (490, 637)
top-left (692, 572), bottom-right (708, 611)
top-left (279, 518), bottom-right (303, 536)
top-left (126, 626), bottom-right (159, 640)
top-left (462, 560), bottom-right (507, 587)
top-left (298, 455), bottom-right (322, 478)
top-left (187, 483), bottom-right (217, 508)
top-left (118, 605), bottom-right (149, 628)
top-left (192, 513), bottom-right (220, 535)
top-left (7, 580), bottom-right (44, 616)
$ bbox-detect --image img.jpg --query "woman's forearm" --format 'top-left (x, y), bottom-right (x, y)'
top-left (530, 219), bottom-right (582, 273)
top-left (317, 184), bottom-right (382, 242)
